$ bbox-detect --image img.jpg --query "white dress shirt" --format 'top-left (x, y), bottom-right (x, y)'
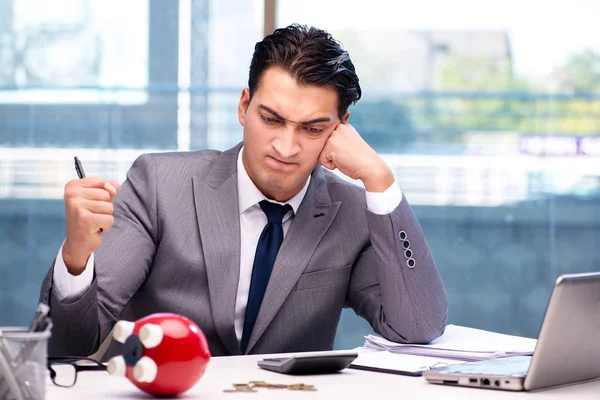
top-left (53, 148), bottom-right (403, 342)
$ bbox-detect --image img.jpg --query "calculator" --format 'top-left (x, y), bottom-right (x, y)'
top-left (257, 351), bottom-right (358, 375)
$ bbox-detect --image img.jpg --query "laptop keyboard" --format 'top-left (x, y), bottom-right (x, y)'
top-left (437, 356), bottom-right (532, 377)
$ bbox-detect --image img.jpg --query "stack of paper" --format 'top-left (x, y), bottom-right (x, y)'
top-left (362, 324), bottom-right (537, 362)
top-left (350, 349), bottom-right (465, 375)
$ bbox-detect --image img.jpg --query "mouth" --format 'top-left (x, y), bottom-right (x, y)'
top-left (266, 155), bottom-right (297, 171)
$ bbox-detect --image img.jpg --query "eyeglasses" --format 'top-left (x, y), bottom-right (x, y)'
top-left (47, 356), bottom-right (107, 387)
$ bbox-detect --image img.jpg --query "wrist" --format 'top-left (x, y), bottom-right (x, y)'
top-left (62, 242), bottom-right (91, 276)
top-left (361, 164), bottom-right (394, 193)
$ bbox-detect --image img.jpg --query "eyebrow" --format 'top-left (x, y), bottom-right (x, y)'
top-left (258, 104), bottom-right (332, 125)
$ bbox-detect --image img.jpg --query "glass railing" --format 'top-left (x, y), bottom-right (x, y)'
top-left (1, 87), bottom-right (599, 340)
top-left (1, 87), bottom-right (598, 205)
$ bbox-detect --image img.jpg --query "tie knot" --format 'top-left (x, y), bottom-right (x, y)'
top-left (259, 200), bottom-right (292, 223)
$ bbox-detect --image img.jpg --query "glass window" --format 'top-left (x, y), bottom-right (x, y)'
top-left (3, 0), bottom-right (598, 352)
top-left (278, 0), bottom-right (600, 348)
top-left (0, 0), bottom-right (263, 326)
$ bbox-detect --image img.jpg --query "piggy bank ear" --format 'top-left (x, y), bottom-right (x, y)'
top-left (107, 355), bottom-right (126, 376)
top-left (113, 321), bottom-right (135, 343)
top-left (133, 356), bottom-right (158, 383)
top-left (139, 324), bottom-right (163, 349)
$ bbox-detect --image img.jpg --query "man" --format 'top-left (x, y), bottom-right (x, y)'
top-left (39, 24), bottom-right (447, 359)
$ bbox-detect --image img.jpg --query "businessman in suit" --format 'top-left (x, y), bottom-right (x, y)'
top-left (40, 24), bottom-right (447, 359)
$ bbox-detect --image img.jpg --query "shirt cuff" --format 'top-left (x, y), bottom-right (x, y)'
top-left (365, 181), bottom-right (403, 215)
top-left (52, 242), bottom-right (95, 301)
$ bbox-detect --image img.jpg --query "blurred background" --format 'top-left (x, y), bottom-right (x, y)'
top-left (0, 0), bottom-right (598, 348)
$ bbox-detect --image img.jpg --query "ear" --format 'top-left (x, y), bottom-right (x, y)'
top-left (341, 110), bottom-right (350, 124)
top-left (238, 88), bottom-right (250, 126)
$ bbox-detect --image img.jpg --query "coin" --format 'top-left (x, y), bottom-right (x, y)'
top-left (267, 384), bottom-right (288, 389)
top-left (288, 383), bottom-right (317, 391)
top-left (224, 381), bottom-right (317, 392)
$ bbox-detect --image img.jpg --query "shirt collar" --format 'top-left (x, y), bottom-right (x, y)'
top-left (237, 146), bottom-right (310, 215)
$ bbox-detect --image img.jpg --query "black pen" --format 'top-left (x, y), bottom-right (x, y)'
top-left (74, 156), bottom-right (103, 233)
top-left (74, 156), bottom-right (86, 179)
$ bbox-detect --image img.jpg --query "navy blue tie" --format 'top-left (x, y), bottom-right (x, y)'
top-left (241, 200), bottom-right (292, 353)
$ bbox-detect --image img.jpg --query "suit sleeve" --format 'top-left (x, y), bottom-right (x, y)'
top-left (39, 154), bottom-right (159, 356)
top-left (345, 195), bottom-right (448, 344)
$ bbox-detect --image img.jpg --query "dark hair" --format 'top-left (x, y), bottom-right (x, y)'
top-left (248, 24), bottom-right (362, 119)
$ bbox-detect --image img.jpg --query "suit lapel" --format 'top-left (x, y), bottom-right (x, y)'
top-left (193, 144), bottom-right (242, 355)
top-left (246, 167), bottom-right (341, 353)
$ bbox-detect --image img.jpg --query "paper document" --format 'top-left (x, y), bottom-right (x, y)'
top-left (350, 350), bottom-right (464, 376)
top-left (362, 325), bottom-right (537, 362)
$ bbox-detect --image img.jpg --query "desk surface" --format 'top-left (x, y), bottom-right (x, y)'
top-left (47, 353), bottom-right (600, 399)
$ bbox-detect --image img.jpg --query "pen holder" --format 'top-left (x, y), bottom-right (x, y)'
top-left (0, 328), bottom-right (51, 400)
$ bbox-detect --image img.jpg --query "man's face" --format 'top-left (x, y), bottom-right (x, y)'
top-left (238, 66), bottom-right (348, 202)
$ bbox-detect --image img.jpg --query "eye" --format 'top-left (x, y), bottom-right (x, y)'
top-left (260, 115), bottom-right (281, 125)
top-left (303, 126), bottom-right (324, 134)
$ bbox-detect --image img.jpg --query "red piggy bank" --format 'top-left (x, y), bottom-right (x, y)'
top-left (106, 313), bottom-right (211, 397)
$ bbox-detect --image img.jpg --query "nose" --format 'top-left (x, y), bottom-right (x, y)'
top-left (272, 126), bottom-right (299, 159)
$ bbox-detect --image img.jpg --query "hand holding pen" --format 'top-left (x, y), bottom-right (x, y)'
top-left (61, 157), bottom-right (121, 275)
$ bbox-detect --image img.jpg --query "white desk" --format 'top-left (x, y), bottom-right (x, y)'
top-left (47, 353), bottom-right (600, 399)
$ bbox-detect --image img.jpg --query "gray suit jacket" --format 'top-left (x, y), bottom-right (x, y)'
top-left (40, 143), bottom-right (447, 359)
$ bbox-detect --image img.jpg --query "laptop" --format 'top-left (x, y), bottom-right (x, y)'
top-left (423, 272), bottom-right (600, 391)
